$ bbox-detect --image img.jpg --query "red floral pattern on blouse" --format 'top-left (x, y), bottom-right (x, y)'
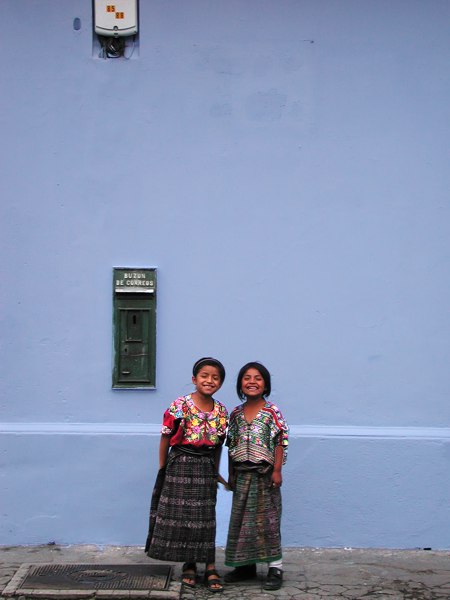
top-left (161, 394), bottom-right (228, 447)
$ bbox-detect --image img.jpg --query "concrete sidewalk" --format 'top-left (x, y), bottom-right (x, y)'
top-left (1, 545), bottom-right (449, 599)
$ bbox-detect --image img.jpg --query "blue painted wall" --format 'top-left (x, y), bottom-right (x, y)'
top-left (1, 0), bottom-right (450, 548)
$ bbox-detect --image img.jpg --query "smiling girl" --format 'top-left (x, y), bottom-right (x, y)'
top-left (145, 357), bottom-right (228, 592)
top-left (224, 362), bottom-right (289, 591)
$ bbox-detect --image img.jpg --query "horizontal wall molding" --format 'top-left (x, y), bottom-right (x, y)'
top-left (0, 422), bottom-right (159, 436)
top-left (290, 425), bottom-right (450, 441)
top-left (1, 422), bottom-right (450, 440)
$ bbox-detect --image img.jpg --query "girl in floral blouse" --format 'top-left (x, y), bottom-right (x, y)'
top-left (145, 357), bottom-right (228, 592)
top-left (224, 362), bottom-right (289, 591)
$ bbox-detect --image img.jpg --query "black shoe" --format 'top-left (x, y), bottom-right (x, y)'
top-left (203, 569), bottom-right (223, 593)
top-left (224, 564), bottom-right (257, 583)
top-left (263, 567), bottom-right (283, 590)
top-left (181, 562), bottom-right (197, 588)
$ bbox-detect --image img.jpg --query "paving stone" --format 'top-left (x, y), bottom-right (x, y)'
top-left (1, 547), bottom-right (450, 600)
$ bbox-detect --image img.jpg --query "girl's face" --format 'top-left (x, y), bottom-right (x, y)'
top-left (192, 365), bottom-right (222, 396)
top-left (241, 367), bottom-right (266, 400)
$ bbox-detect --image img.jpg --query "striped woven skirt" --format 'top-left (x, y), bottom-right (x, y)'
top-left (225, 467), bottom-right (282, 567)
top-left (145, 449), bottom-right (217, 564)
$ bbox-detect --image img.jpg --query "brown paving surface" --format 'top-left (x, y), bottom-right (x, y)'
top-left (1, 546), bottom-right (450, 599)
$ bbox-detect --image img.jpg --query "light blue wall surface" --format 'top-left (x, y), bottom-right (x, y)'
top-left (1, 0), bottom-right (450, 548)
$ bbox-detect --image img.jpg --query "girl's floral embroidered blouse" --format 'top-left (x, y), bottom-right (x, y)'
top-left (227, 401), bottom-right (289, 465)
top-left (162, 394), bottom-right (228, 447)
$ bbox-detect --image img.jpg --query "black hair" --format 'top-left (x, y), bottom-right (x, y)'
top-left (236, 361), bottom-right (271, 400)
top-left (192, 357), bottom-right (226, 382)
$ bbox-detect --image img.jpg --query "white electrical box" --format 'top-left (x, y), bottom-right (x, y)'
top-left (94, 0), bottom-right (138, 37)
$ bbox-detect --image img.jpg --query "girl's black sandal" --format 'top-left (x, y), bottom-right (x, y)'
top-left (204, 569), bottom-right (223, 593)
top-left (263, 567), bottom-right (283, 590)
top-left (224, 564), bottom-right (257, 583)
top-left (181, 562), bottom-right (197, 588)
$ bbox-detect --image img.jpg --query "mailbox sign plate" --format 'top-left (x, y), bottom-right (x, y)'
top-left (114, 268), bottom-right (156, 293)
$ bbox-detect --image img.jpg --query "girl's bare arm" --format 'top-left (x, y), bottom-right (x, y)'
top-left (271, 445), bottom-right (284, 487)
top-left (159, 434), bottom-right (171, 468)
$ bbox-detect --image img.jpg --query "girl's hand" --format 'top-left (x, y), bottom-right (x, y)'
top-left (217, 474), bottom-right (231, 491)
top-left (271, 470), bottom-right (282, 488)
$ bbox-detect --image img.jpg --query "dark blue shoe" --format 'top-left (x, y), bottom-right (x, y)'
top-left (263, 567), bottom-right (283, 590)
top-left (224, 564), bottom-right (257, 583)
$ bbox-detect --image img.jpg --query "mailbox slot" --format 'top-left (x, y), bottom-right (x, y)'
top-left (113, 268), bottom-right (156, 389)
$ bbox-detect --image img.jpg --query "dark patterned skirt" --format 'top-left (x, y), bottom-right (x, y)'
top-left (225, 466), bottom-right (282, 567)
top-left (145, 448), bottom-right (217, 564)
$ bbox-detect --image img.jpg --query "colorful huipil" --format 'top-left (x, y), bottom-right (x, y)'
top-left (145, 395), bottom-right (228, 563)
top-left (225, 401), bottom-right (289, 567)
top-left (162, 394), bottom-right (228, 447)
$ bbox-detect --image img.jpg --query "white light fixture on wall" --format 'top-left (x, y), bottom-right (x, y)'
top-left (93, 0), bottom-right (138, 59)
top-left (94, 0), bottom-right (138, 37)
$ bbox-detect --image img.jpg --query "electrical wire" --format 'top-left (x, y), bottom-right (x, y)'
top-left (98, 35), bottom-right (126, 59)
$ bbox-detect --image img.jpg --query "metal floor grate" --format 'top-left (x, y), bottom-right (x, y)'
top-left (16, 563), bottom-right (173, 591)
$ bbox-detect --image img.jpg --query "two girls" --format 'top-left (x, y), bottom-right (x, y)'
top-left (146, 358), bottom-right (288, 592)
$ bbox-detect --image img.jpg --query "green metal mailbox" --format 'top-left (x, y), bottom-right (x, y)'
top-left (112, 268), bottom-right (156, 389)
